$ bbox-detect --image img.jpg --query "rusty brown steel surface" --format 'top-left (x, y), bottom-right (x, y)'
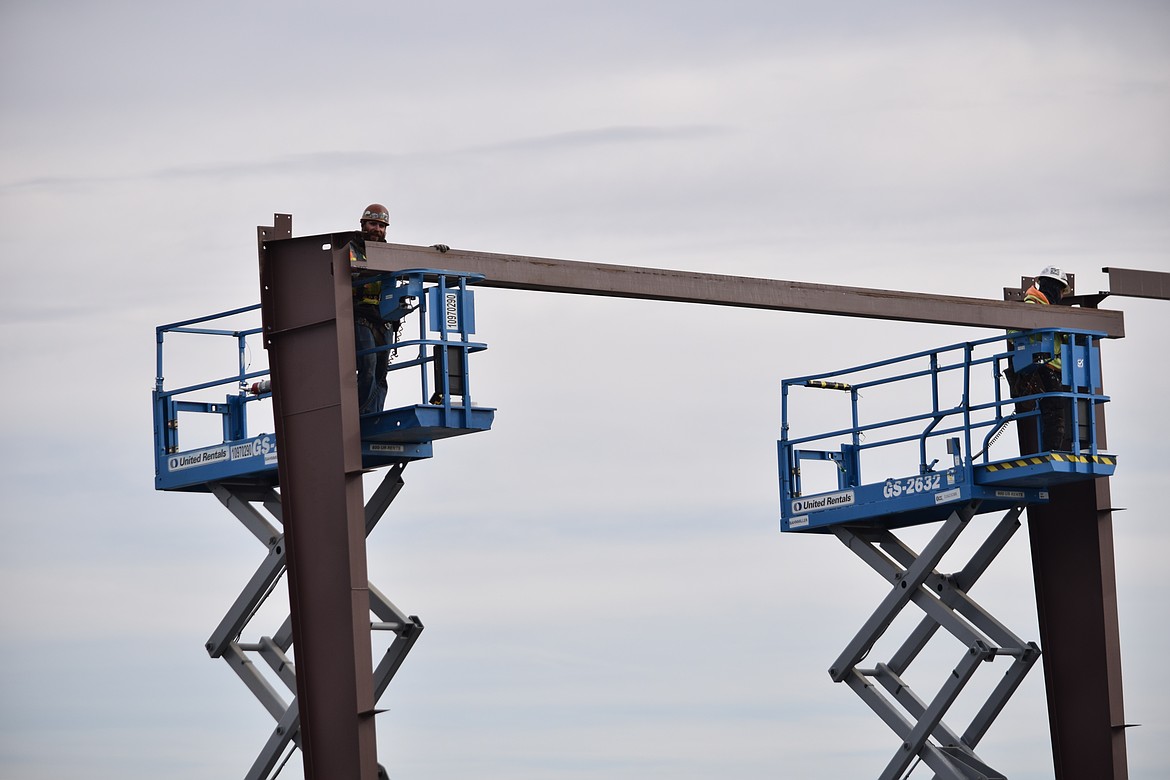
top-left (1027, 479), bottom-right (1129, 779)
top-left (259, 231), bottom-right (380, 779)
top-left (258, 212), bottom-right (293, 244)
top-left (1014, 358), bottom-right (1128, 779)
top-left (1104, 266), bottom-right (1170, 301)
top-left (362, 242), bottom-right (1126, 337)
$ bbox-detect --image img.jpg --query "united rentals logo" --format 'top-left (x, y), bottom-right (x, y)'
top-left (168, 434), bottom-right (276, 472)
top-left (791, 490), bottom-right (855, 514)
top-left (168, 444), bottom-right (229, 471)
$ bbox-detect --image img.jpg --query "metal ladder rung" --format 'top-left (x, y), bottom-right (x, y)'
top-left (371, 622), bottom-right (404, 632)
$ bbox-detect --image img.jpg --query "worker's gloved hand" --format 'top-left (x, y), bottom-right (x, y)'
top-left (431, 244), bottom-right (450, 253)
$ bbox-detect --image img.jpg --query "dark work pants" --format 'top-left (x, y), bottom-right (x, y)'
top-left (355, 317), bottom-right (388, 415)
top-left (1010, 365), bottom-right (1070, 452)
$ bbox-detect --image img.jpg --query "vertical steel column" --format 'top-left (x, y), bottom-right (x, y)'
top-left (1017, 342), bottom-right (1128, 778)
top-left (1028, 476), bottom-right (1128, 778)
top-left (259, 230), bottom-right (379, 779)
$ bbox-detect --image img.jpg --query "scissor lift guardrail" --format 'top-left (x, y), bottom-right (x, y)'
top-left (779, 328), bottom-right (1115, 533)
top-left (777, 329), bottom-right (1117, 780)
top-left (153, 268), bottom-right (494, 492)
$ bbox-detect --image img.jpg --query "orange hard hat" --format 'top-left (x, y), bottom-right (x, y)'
top-left (361, 203), bottom-right (390, 225)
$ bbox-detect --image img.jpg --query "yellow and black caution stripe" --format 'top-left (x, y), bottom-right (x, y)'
top-left (805, 380), bottom-right (852, 391)
top-left (1051, 452), bottom-right (1117, 466)
top-left (984, 453), bottom-right (1117, 473)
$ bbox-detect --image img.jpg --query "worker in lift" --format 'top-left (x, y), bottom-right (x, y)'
top-left (349, 204), bottom-right (452, 414)
top-left (1010, 266), bottom-right (1072, 452)
top-left (350, 203), bottom-right (394, 415)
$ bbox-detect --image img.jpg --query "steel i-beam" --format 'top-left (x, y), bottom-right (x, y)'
top-left (258, 225), bottom-right (380, 779)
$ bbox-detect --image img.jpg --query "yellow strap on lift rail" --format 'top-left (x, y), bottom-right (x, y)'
top-left (805, 380), bottom-right (852, 391)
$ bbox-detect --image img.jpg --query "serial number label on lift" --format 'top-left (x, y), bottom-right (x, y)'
top-left (444, 292), bottom-right (460, 330)
top-left (883, 474), bottom-right (943, 499)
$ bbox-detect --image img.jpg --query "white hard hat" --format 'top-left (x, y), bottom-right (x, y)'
top-left (1036, 265), bottom-right (1069, 289)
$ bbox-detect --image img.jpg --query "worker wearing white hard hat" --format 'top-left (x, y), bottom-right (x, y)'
top-left (1013, 265), bottom-right (1073, 451)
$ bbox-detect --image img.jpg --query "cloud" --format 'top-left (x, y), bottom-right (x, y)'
top-left (2, 2), bottom-right (1168, 778)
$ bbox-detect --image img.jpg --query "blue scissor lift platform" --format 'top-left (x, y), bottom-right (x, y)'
top-left (152, 268), bottom-right (494, 778)
top-left (779, 328), bottom-right (1115, 534)
top-left (778, 328), bottom-right (1116, 780)
top-left (153, 268), bottom-right (494, 492)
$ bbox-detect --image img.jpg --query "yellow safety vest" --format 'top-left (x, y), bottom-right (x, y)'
top-left (1022, 286), bottom-right (1061, 371)
top-left (350, 242), bottom-right (381, 307)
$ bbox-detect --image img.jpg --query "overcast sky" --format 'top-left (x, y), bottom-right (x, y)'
top-left (2, 2), bottom-right (1168, 779)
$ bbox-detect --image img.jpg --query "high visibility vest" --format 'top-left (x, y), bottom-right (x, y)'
top-left (350, 241), bottom-right (381, 307)
top-left (1022, 286), bottom-right (1062, 371)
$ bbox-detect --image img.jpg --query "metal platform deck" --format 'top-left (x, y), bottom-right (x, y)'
top-left (782, 449), bottom-right (1116, 533)
top-left (975, 450), bottom-right (1117, 488)
top-left (361, 402), bottom-right (495, 443)
top-left (156, 403), bottom-right (496, 492)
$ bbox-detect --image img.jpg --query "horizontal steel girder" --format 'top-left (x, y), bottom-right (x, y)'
top-left (359, 242), bottom-right (1126, 337)
top-left (1103, 266), bottom-right (1170, 301)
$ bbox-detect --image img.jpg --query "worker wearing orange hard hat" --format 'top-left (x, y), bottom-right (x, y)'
top-left (349, 204), bottom-right (451, 415)
top-left (351, 204), bottom-right (393, 415)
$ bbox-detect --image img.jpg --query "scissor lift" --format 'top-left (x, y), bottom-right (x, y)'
top-left (778, 329), bottom-right (1116, 779)
top-left (153, 268), bottom-right (493, 778)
